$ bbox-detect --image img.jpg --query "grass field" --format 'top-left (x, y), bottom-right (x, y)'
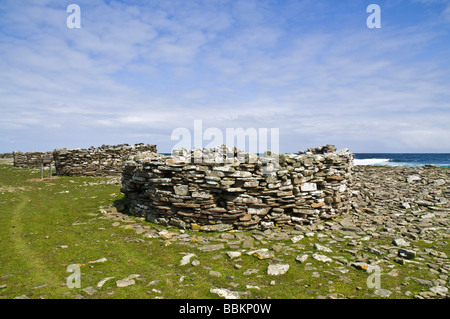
top-left (0, 163), bottom-right (448, 299)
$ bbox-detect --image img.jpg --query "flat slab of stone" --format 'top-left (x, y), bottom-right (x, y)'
top-left (226, 251), bottom-right (242, 259)
top-left (267, 264), bottom-right (289, 276)
top-left (97, 277), bottom-right (115, 288)
top-left (312, 253), bottom-right (333, 263)
top-left (295, 254), bottom-right (308, 263)
top-left (180, 253), bottom-right (196, 266)
top-left (374, 288), bottom-right (392, 298)
top-left (250, 248), bottom-right (274, 260)
top-left (392, 238), bottom-right (410, 247)
top-left (198, 244), bottom-right (225, 252)
top-left (116, 279), bottom-right (135, 288)
top-left (210, 287), bottom-right (240, 299)
top-left (314, 243), bottom-right (332, 252)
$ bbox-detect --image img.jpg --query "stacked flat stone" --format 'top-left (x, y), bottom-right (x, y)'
top-left (13, 151), bottom-right (53, 168)
top-left (0, 153), bottom-right (13, 159)
top-left (53, 143), bottom-right (157, 177)
top-left (121, 145), bottom-right (353, 231)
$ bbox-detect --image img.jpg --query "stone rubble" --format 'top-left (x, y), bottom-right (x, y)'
top-left (53, 143), bottom-right (157, 177)
top-left (69, 161), bottom-right (448, 300)
top-left (267, 264), bottom-right (290, 276)
top-left (13, 151), bottom-right (53, 168)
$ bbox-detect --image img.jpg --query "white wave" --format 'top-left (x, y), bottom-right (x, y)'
top-left (354, 158), bottom-right (391, 166)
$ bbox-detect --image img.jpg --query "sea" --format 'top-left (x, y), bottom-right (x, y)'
top-left (353, 153), bottom-right (450, 167)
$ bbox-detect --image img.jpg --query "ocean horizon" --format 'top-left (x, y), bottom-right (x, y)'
top-left (353, 153), bottom-right (450, 167)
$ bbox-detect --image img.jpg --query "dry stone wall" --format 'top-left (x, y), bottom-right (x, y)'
top-left (53, 143), bottom-right (157, 177)
top-left (120, 145), bottom-right (353, 231)
top-left (13, 151), bottom-right (53, 168)
top-left (0, 153), bottom-right (13, 159)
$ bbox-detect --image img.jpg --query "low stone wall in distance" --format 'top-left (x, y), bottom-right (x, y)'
top-left (53, 143), bottom-right (157, 177)
top-left (120, 145), bottom-right (353, 231)
top-left (13, 151), bottom-right (53, 168)
top-left (0, 153), bottom-right (13, 159)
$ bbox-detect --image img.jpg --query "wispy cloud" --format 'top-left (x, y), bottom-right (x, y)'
top-left (0, 0), bottom-right (449, 152)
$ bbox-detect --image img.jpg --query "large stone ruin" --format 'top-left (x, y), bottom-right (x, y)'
top-left (13, 151), bottom-right (53, 168)
top-left (53, 143), bottom-right (157, 177)
top-left (120, 145), bottom-right (354, 231)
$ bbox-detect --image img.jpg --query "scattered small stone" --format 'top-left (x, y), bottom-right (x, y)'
top-left (191, 259), bottom-right (200, 266)
top-left (392, 238), bottom-right (410, 247)
top-left (198, 244), bottom-right (225, 252)
top-left (314, 243), bottom-right (333, 252)
top-left (147, 280), bottom-right (161, 286)
top-left (406, 175), bottom-right (421, 183)
top-left (295, 254), bottom-right (308, 263)
top-left (158, 230), bottom-right (178, 239)
top-left (242, 237), bottom-right (254, 249)
top-left (365, 246), bottom-right (383, 255)
top-left (394, 257), bottom-right (405, 265)
top-left (243, 269), bottom-right (260, 276)
top-left (209, 270), bottom-right (222, 277)
top-left (430, 286), bottom-right (448, 295)
top-left (82, 286), bottom-right (98, 296)
top-left (374, 288), bottom-right (392, 298)
top-left (180, 253), bottom-right (196, 266)
top-left (312, 253), bottom-right (333, 263)
top-left (252, 249), bottom-right (274, 260)
top-left (116, 279), bottom-right (135, 288)
top-left (226, 251), bottom-right (242, 259)
top-left (351, 262), bottom-right (374, 271)
top-left (291, 235), bottom-right (304, 243)
top-left (88, 257), bottom-right (107, 264)
top-left (97, 277), bottom-right (115, 288)
top-left (412, 278), bottom-right (434, 287)
top-left (210, 287), bottom-right (240, 299)
top-left (229, 282), bottom-right (239, 288)
top-left (398, 248), bottom-right (416, 259)
top-left (246, 285), bottom-right (261, 290)
top-left (387, 269), bottom-right (398, 277)
top-left (267, 264), bottom-right (289, 276)
top-left (339, 276), bottom-right (352, 284)
top-left (135, 228), bottom-right (146, 235)
top-left (271, 244), bottom-right (283, 252)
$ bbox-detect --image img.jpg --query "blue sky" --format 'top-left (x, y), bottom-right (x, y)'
top-left (0, 0), bottom-right (449, 153)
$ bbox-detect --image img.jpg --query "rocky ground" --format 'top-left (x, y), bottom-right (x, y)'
top-left (88, 165), bottom-right (449, 299)
top-left (7, 164), bottom-right (446, 299)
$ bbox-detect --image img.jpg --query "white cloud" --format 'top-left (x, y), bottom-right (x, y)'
top-left (0, 0), bottom-right (449, 153)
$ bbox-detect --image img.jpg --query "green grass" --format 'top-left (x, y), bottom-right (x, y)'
top-left (0, 163), bottom-right (447, 299)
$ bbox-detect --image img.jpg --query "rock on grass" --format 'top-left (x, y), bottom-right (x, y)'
top-left (267, 264), bottom-right (289, 276)
top-left (210, 287), bottom-right (240, 299)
